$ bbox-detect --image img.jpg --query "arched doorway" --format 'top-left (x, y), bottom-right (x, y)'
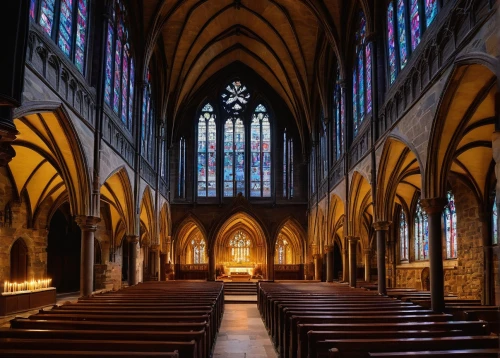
top-left (273, 219), bottom-right (305, 280)
top-left (214, 212), bottom-right (267, 280)
top-left (47, 204), bottom-right (81, 293)
top-left (10, 238), bottom-right (28, 282)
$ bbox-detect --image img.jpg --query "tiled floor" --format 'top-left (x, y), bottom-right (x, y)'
top-left (214, 304), bottom-right (277, 358)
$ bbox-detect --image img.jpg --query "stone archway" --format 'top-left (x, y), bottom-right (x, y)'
top-left (213, 212), bottom-right (268, 280)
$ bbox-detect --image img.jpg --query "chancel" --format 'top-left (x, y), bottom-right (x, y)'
top-left (0, 0), bottom-right (499, 357)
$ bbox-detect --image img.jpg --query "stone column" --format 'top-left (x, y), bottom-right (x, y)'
top-left (160, 253), bottom-right (167, 281)
top-left (267, 249), bottom-right (275, 281)
top-left (347, 237), bottom-right (359, 287)
top-left (76, 216), bottom-right (100, 297)
top-left (479, 212), bottom-right (493, 305)
top-left (208, 248), bottom-right (216, 281)
top-left (421, 198), bottom-right (448, 312)
top-left (127, 235), bottom-right (139, 286)
top-left (342, 240), bottom-right (349, 282)
top-left (363, 249), bottom-right (371, 283)
top-left (374, 221), bottom-right (390, 295)
top-left (313, 254), bottom-right (322, 281)
top-left (325, 245), bottom-right (334, 282)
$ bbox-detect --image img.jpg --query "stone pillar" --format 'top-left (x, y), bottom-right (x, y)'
top-left (347, 237), bottom-right (359, 288)
top-left (160, 253), bottom-right (167, 281)
top-left (421, 198), bottom-right (448, 312)
top-left (76, 216), bottom-right (100, 297)
top-left (313, 254), bottom-right (322, 281)
top-left (208, 248), bottom-right (216, 281)
top-left (267, 250), bottom-right (275, 281)
top-left (374, 221), bottom-right (390, 295)
top-left (127, 235), bottom-right (139, 286)
top-left (342, 240), bottom-right (349, 282)
top-left (325, 245), bottom-right (334, 282)
top-left (363, 249), bottom-right (371, 283)
top-left (479, 212), bottom-right (493, 305)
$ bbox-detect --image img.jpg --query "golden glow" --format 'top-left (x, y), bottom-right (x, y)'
top-left (2, 279), bottom-right (52, 294)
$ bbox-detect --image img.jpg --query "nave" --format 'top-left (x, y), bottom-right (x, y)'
top-left (0, 280), bottom-right (499, 357)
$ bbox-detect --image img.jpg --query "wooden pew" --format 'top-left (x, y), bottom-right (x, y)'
top-left (0, 328), bottom-right (206, 358)
top-left (312, 336), bottom-right (499, 358)
top-left (0, 350), bottom-right (179, 357)
top-left (366, 349), bottom-right (500, 357)
top-left (294, 320), bottom-right (490, 358)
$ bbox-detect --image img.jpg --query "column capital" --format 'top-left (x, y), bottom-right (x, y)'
top-left (127, 235), bottom-right (139, 244)
top-left (75, 215), bottom-right (100, 231)
top-left (373, 221), bottom-right (391, 231)
top-left (313, 253), bottom-right (322, 259)
top-left (324, 245), bottom-right (334, 252)
top-left (420, 197), bottom-right (448, 215)
top-left (346, 236), bottom-right (360, 243)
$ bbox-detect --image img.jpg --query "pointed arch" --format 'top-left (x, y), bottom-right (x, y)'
top-left (376, 136), bottom-right (423, 222)
top-left (174, 214), bottom-right (208, 265)
top-left (274, 217), bottom-right (306, 265)
top-left (425, 63), bottom-right (496, 202)
top-left (100, 166), bottom-right (135, 247)
top-left (12, 104), bottom-right (91, 222)
top-left (348, 171), bottom-right (372, 238)
top-left (139, 185), bottom-right (158, 244)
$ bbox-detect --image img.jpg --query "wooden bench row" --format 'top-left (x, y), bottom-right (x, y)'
top-left (257, 281), bottom-right (499, 358)
top-left (6, 281), bottom-right (224, 358)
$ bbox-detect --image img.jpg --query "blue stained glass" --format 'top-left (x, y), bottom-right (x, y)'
top-left (353, 69), bottom-right (358, 136)
top-left (128, 59), bottom-right (134, 129)
top-left (262, 116), bottom-right (271, 197)
top-left (365, 42), bottom-right (372, 114)
top-left (75, 0), bottom-right (88, 72)
top-left (334, 78), bottom-right (341, 159)
top-left (400, 209), bottom-right (408, 260)
top-left (251, 117), bottom-right (261, 197)
top-left (40, 0), bottom-right (55, 36)
top-left (113, 39), bottom-right (122, 113)
top-left (444, 191), bottom-right (457, 259)
top-left (415, 200), bottom-right (429, 260)
top-left (104, 24), bottom-right (114, 105)
top-left (397, 0), bottom-right (408, 69)
top-left (425, 0), bottom-right (438, 27)
top-left (283, 131), bottom-right (287, 197)
top-left (121, 50), bottom-right (129, 125)
top-left (410, 0), bottom-right (421, 51)
top-left (358, 50), bottom-right (364, 120)
top-left (58, 0), bottom-right (73, 57)
top-left (387, 2), bottom-right (397, 84)
top-left (224, 119), bottom-right (234, 197)
top-left (30, 0), bottom-right (36, 19)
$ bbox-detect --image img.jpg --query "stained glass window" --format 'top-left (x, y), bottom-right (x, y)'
top-left (221, 81), bottom-right (250, 115)
top-left (230, 231), bottom-right (251, 263)
top-left (387, 2), bottom-right (397, 84)
top-left (191, 236), bottom-right (206, 264)
top-left (334, 68), bottom-right (344, 160)
top-left (251, 104), bottom-right (271, 197)
top-left (444, 191), bottom-right (457, 259)
top-left (387, 0), bottom-right (437, 85)
top-left (104, 0), bottom-right (134, 130)
top-left (224, 118), bottom-right (245, 197)
top-left (414, 199), bottom-right (429, 260)
top-left (410, 0), bottom-right (421, 51)
top-left (275, 235), bottom-right (289, 264)
top-left (493, 196), bottom-right (498, 245)
top-left (289, 138), bottom-right (294, 198)
top-left (197, 104), bottom-right (217, 198)
top-left (283, 130), bottom-right (287, 198)
top-left (352, 10), bottom-right (371, 137)
top-left (30, 0), bottom-right (37, 19)
top-left (178, 137), bottom-right (186, 198)
top-left (425, 0), bottom-right (438, 27)
top-left (141, 70), bottom-right (155, 165)
top-left (319, 112), bottom-right (327, 181)
top-left (32, 0), bottom-right (88, 72)
top-left (40, 0), bottom-right (55, 36)
top-left (400, 209), bottom-right (409, 261)
top-left (397, 0), bottom-right (408, 69)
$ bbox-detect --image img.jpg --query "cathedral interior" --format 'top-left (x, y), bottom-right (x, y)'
top-left (0, 0), bottom-right (499, 356)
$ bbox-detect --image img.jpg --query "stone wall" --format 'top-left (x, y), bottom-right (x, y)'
top-left (448, 177), bottom-right (484, 300)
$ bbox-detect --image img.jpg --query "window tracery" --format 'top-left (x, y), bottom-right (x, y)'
top-left (400, 208), bottom-right (409, 261)
top-left (197, 103), bottom-right (217, 197)
top-left (191, 236), bottom-right (206, 264)
top-left (334, 68), bottom-right (344, 160)
top-left (141, 70), bottom-right (154, 164)
top-left (30, 0), bottom-right (89, 73)
top-left (250, 104), bottom-right (271, 197)
top-left (443, 191), bottom-right (457, 259)
top-left (414, 199), bottom-right (429, 260)
top-left (275, 235), bottom-right (289, 265)
top-left (230, 231), bottom-right (251, 263)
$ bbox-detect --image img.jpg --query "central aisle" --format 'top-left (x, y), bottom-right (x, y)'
top-left (213, 304), bottom-right (277, 358)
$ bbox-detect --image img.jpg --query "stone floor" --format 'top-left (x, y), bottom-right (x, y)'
top-left (213, 304), bottom-right (277, 358)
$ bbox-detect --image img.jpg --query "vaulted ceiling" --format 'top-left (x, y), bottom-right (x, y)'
top-left (141, 0), bottom-right (349, 143)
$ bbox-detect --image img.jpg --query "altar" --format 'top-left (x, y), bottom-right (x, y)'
top-left (227, 265), bottom-right (254, 275)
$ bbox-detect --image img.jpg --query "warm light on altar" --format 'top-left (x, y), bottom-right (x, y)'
top-left (2, 279), bottom-right (52, 294)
